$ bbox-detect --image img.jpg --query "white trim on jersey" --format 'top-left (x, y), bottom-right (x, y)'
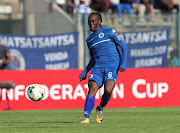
top-left (90, 39), bottom-right (111, 48)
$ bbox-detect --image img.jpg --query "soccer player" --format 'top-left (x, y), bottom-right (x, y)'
top-left (79, 13), bottom-right (128, 123)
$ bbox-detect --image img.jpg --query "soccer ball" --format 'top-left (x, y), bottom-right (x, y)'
top-left (27, 84), bottom-right (45, 101)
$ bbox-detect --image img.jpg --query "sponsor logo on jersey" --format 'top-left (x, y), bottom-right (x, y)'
top-left (89, 74), bottom-right (93, 79)
top-left (98, 32), bottom-right (104, 38)
top-left (116, 33), bottom-right (121, 41)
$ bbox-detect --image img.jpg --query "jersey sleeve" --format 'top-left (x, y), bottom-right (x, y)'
top-left (83, 56), bottom-right (95, 74)
top-left (109, 29), bottom-right (128, 70)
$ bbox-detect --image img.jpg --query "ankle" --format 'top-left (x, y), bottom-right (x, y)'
top-left (96, 106), bottom-right (103, 111)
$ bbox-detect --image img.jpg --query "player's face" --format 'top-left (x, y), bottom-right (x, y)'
top-left (88, 14), bottom-right (101, 32)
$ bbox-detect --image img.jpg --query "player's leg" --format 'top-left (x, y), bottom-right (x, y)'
top-left (80, 67), bottom-right (103, 123)
top-left (96, 68), bottom-right (117, 123)
top-left (99, 80), bottom-right (115, 108)
top-left (80, 81), bottom-right (99, 123)
top-left (84, 81), bottom-right (99, 117)
top-left (96, 81), bottom-right (115, 123)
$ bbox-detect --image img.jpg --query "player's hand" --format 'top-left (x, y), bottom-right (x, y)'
top-left (79, 71), bottom-right (87, 81)
top-left (118, 68), bottom-right (125, 72)
top-left (80, 75), bottom-right (86, 81)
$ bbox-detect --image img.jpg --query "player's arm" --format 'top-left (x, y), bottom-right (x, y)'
top-left (79, 57), bottom-right (95, 81)
top-left (3, 52), bottom-right (11, 64)
top-left (116, 39), bottom-right (128, 72)
top-left (110, 29), bottom-right (128, 72)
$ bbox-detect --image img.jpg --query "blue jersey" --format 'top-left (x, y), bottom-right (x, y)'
top-left (86, 27), bottom-right (126, 68)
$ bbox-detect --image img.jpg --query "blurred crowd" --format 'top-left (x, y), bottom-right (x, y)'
top-left (55, 0), bottom-right (179, 18)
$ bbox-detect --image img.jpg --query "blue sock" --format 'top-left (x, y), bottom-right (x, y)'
top-left (84, 94), bottom-right (95, 118)
top-left (97, 94), bottom-right (111, 111)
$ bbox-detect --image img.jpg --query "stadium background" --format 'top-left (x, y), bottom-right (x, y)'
top-left (0, 0), bottom-right (180, 110)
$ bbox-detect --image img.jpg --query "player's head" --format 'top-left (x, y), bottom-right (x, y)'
top-left (88, 13), bottom-right (102, 32)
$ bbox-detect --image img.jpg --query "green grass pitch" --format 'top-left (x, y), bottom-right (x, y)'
top-left (1, 107), bottom-right (180, 133)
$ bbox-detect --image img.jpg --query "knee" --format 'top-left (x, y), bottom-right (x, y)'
top-left (104, 87), bottom-right (113, 95)
top-left (88, 84), bottom-right (96, 91)
top-left (88, 82), bottom-right (99, 96)
top-left (104, 81), bottom-right (115, 96)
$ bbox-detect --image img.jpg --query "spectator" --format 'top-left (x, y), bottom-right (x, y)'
top-left (64, 0), bottom-right (76, 14)
top-left (56, 0), bottom-right (75, 13)
top-left (76, 0), bottom-right (91, 14)
top-left (55, 0), bottom-right (66, 10)
top-left (169, 50), bottom-right (180, 68)
top-left (89, 0), bottom-right (111, 13)
top-left (74, 0), bottom-right (90, 6)
top-left (141, 0), bottom-right (154, 15)
top-left (76, 0), bottom-right (91, 25)
top-left (154, 0), bottom-right (179, 13)
top-left (0, 44), bottom-right (11, 70)
top-left (128, 0), bottom-right (147, 22)
top-left (110, 0), bottom-right (132, 17)
top-left (109, 0), bottom-right (120, 14)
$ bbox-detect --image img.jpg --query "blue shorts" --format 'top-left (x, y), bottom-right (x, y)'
top-left (88, 67), bottom-right (118, 88)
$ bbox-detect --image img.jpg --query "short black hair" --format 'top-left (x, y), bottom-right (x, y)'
top-left (89, 12), bottom-right (102, 22)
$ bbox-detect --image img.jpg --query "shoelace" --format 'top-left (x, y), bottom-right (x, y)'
top-left (97, 111), bottom-right (103, 118)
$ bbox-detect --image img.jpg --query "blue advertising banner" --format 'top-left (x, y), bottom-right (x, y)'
top-left (0, 32), bottom-right (78, 70)
top-left (118, 29), bottom-right (170, 68)
top-left (0, 29), bottom-right (170, 69)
